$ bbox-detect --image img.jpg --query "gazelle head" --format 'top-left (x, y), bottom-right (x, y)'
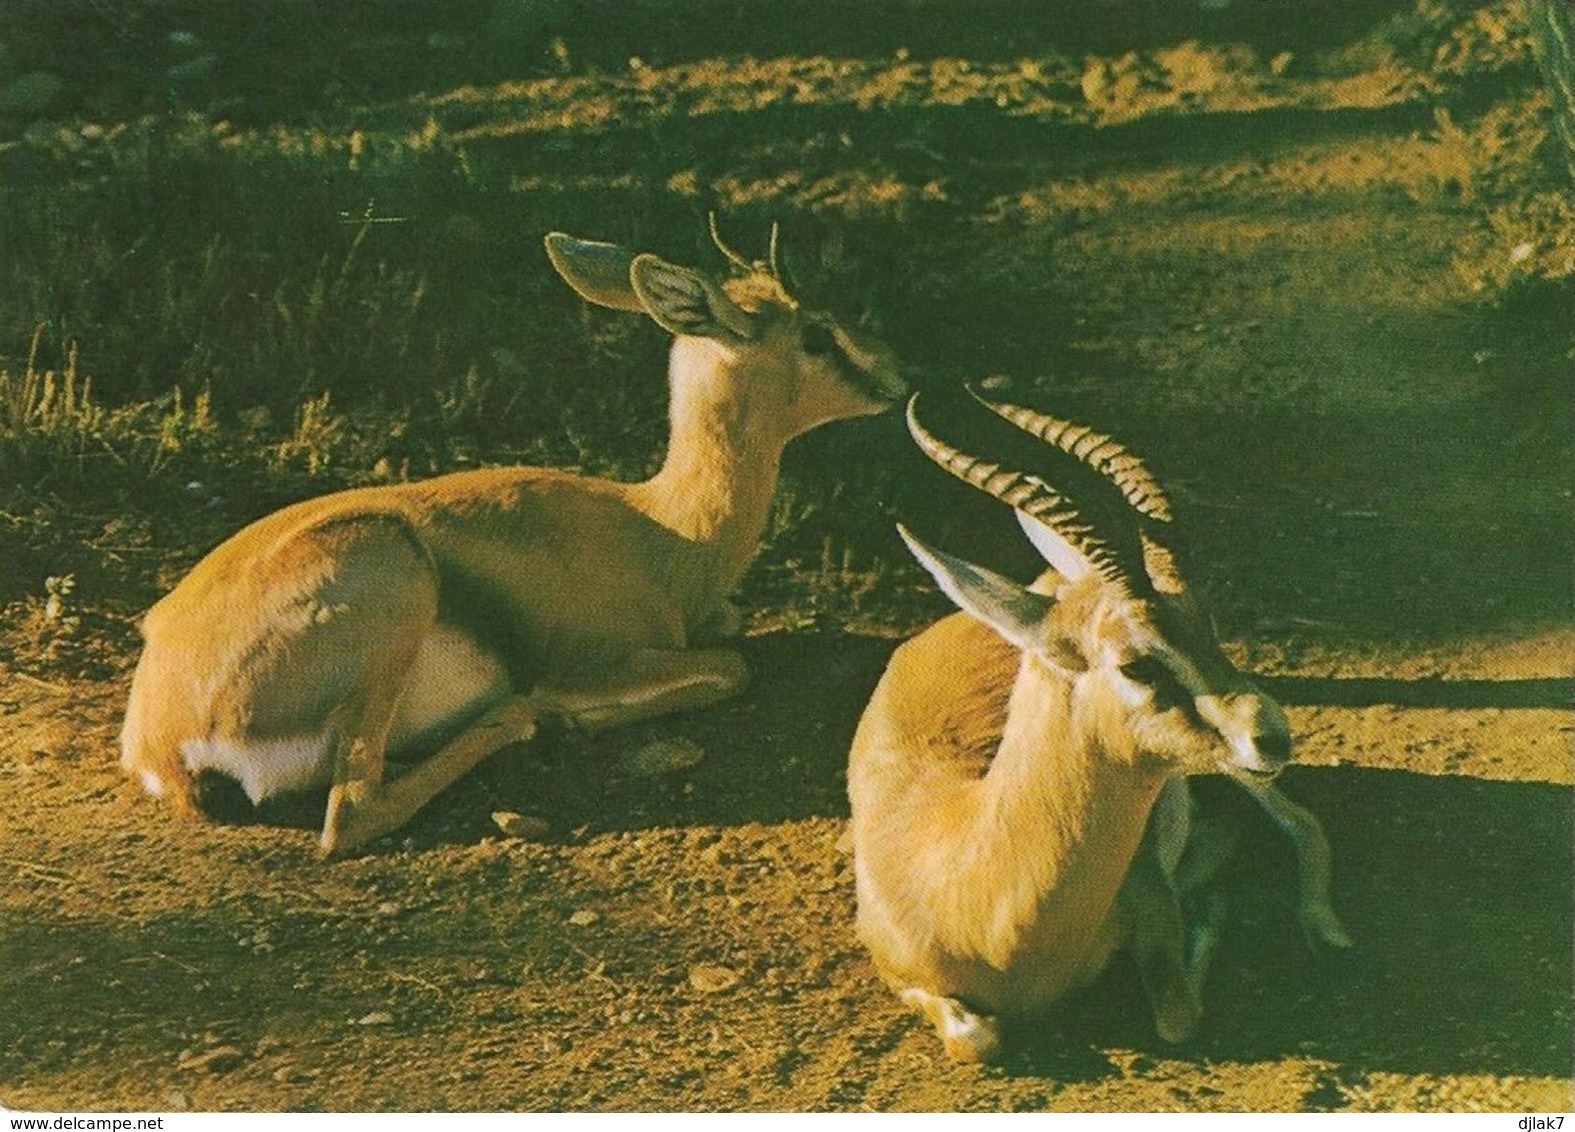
top-left (544, 222), bottom-right (905, 445)
top-left (901, 389), bottom-right (1292, 782)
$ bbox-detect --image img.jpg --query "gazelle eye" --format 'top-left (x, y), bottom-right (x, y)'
top-left (1118, 656), bottom-right (1188, 711)
top-left (800, 320), bottom-right (837, 357)
top-left (1118, 656), bottom-right (1167, 686)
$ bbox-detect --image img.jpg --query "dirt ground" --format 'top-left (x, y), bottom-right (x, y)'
top-left (2, 0), bottom-right (1572, 1114)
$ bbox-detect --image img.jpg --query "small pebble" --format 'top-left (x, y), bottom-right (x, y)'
top-left (492, 811), bottom-right (551, 840)
top-left (177, 1045), bottom-right (246, 1074)
top-left (617, 738), bottom-right (704, 778)
top-left (688, 964), bottom-right (740, 994)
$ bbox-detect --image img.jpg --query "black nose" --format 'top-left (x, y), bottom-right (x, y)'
top-left (1255, 729), bottom-right (1293, 766)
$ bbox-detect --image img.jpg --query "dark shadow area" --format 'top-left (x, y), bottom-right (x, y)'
top-left (1262, 674), bottom-right (1573, 710)
top-left (3, 766), bottom-right (1567, 1103)
top-left (1159, 407), bottom-right (1574, 640)
top-left (408, 630), bottom-right (898, 847)
top-left (1005, 766), bottom-right (1573, 1081)
top-left (238, 632), bottom-right (1571, 851)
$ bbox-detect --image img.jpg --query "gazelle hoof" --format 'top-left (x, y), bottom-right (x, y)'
top-left (902, 988), bottom-right (1004, 1064)
top-left (1154, 1001), bottom-right (1202, 1046)
top-left (319, 788), bottom-right (382, 858)
top-left (1301, 903), bottom-right (1354, 950)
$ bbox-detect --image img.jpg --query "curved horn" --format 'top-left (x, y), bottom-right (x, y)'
top-left (905, 394), bottom-right (1136, 589)
top-left (767, 221), bottom-right (782, 281)
top-left (1141, 532), bottom-right (1186, 595)
top-left (966, 386), bottom-right (1189, 594)
top-left (708, 212), bottom-right (754, 274)
top-left (968, 386), bottom-right (1173, 523)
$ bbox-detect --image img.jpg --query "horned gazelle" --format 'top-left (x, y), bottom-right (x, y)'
top-left (121, 222), bottom-right (905, 855)
top-left (849, 390), bottom-right (1348, 1063)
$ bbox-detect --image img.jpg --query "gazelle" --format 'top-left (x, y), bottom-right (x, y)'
top-left (121, 222), bottom-right (905, 855)
top-left (849, 390), bottom-right (1349, 1063)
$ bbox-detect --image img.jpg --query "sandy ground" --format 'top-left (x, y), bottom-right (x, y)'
top-left (2, 4), bottom-right (1571, 1111)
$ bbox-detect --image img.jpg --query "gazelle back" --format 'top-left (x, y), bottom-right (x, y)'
top-left (121, 222), bottom-right (905, 855)
top-left (848, 390), bottom-right (1347, 1063)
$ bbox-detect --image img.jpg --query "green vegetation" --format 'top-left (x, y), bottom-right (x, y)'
top-left (0, 0), bottom-right (1569, 669)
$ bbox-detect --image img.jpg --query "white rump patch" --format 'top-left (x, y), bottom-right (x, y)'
top-left (172, 624), bottom-right (509, 803)
top-left (181, 733), bottom-right (331, 804)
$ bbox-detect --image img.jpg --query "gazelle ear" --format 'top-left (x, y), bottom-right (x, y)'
top-left (1015, 509), bottom-right (1094, 582)
top-left (897, 525), bottom-right (1053, 655)
top-left (629, 254), bottom-right (757, 341)
top-left (544, 233), bottom-right (646, 312)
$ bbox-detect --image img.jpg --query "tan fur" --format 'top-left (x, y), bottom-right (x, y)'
top-left (852, 578), bottom-right (1181, 1029)
top-left (122, 232), bottom-right (904, 854)
top-left (850, 562), bottom-right (1341, 1063)
top-left (853, 397), bottom-right (1348, 1062)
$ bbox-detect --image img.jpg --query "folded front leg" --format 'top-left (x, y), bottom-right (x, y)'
top-left (529, 647), bottom-right (749, 733)
top-left (1236, 779), bottom-right (1353, 950)
top-left (322, 693), bottom-right (539, 856)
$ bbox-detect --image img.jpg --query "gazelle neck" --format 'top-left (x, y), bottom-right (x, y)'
top-left (636, 337), bottom-right (789, 594)
top-left (973, 658), bottom-right (1166, 936)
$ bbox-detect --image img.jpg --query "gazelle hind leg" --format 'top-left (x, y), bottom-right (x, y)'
top-left (900, 988), bottom-right (1003, 1064)
top-left (324, 693), bottom-right (539, 856)
top-left (1235, 779), bottom-right (1353, 949)
top-left (325, 646), bottom-right (743, 856)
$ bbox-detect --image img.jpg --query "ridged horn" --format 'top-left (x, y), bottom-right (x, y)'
top-left (968, 386), bottom-right (1173, 523)
top-left (1140, 532), bottom-right (1186, 595)
top-left (708, 212), bottom-right (755, 274)
top-left (905, 394), bottom-right (1134, 588)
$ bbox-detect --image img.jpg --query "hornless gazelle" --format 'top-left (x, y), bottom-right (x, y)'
top-left (849, 390), bottom-right (1349, 1064)
top-left (121, 222), bottom-right (906, 855)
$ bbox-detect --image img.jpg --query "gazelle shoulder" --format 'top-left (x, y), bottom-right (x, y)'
top-left (860, 611), bottom-right (1017, 780)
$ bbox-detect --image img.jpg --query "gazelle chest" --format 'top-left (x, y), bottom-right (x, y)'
top-left (990, 885), bottom-right (1130, 1007)
top-left (963, 761), bottom-right (1165, 1012)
